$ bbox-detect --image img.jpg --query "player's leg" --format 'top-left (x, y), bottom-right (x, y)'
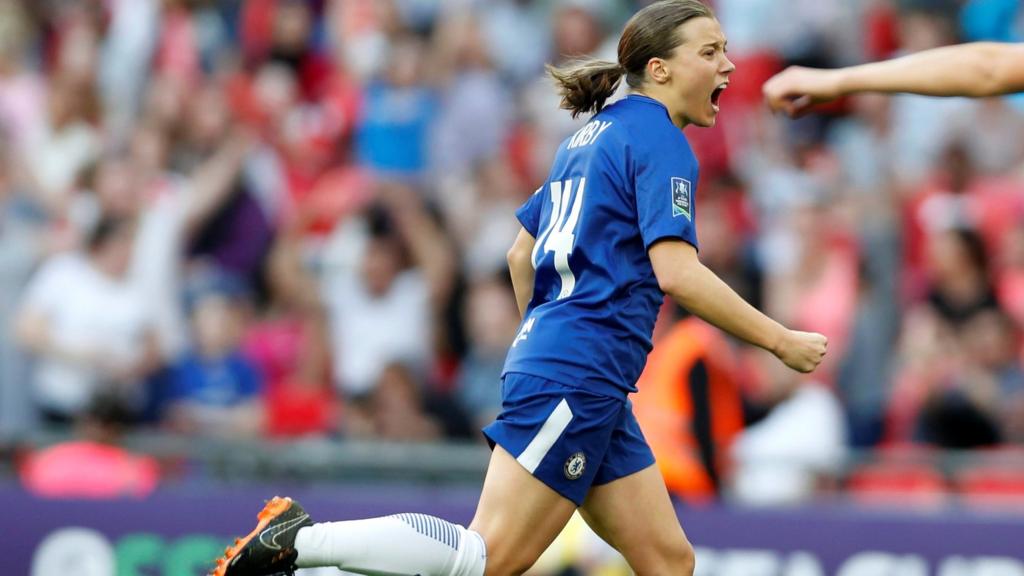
top-left (578, 407), bottom-right (695, 575)
top-left (213, 493), bottom-right (489, 576)
top-left (213, 445), bottom-right (576, 576)
top-left (579, 464), bottom-right (695, 575)
top-left (469, 445), bottom-right (578, 576)
top-left (215, 373), bottom-right (589, 576)
top-left (295, 445), bottom-right (575, 576)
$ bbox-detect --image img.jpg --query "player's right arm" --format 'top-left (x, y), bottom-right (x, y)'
top-left (507, 227), bottom-right (536, 319)
top-left (648, 240), bottom-right (827, 373)
top-left (764, 42), bottom-right (1024, 116)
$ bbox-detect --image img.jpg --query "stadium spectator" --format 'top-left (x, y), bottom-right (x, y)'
top-left (480, 0), bottom-right (549, 87)
top-left (0, 138), bottom-right (46, 433)
top-left (97, 0), bottom-right (160, 144)
top-left (996, 223), bottom-right (1024, 329)
top-left (429, 10), bottom-right (513, 179)
top-left (917, 310), bottom-right (1022, 448)
top-left (441, 157), bottom-right (527, 281)
top-left (260, 0), bottom-right (331, 103)
top-left (0, 1), bottom-right (46, 152)
top-left (455, 272), bottom-right (521, 430)
top-left (16, 216), bottom-right (158, 425)
top-left (731, 354), bottom-right (847, 505)
top-left (922, 228), bottom-right (1000, 327)
top-left (322, 182), bottom-right (454, 398)
top-left (633, 316), bottom-right (745, 503)
top-left (19, 393), bottom-right (160, 499)
top-left (244, 230), bottom-right (336, 438)
top-left (355, 34), bottom-right (437, 180)
top-left (128, 123), bottom-right (255, 361)
top-left (359, 362), bottom-right (442, 442)
top-left (176, 84), bottom-right (274, 287)
top-left (164, 271), bottom-right (264, 438)
top-left (23, 73), bottom-right (100, 214)
top-left (887, 305), bottom-right (958, 443)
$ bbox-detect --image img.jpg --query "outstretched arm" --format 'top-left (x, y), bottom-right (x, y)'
top-left (764, 42), bottom-right (1024, 116)
top-left (648, 240), bottom-right (827, 373)
top-left (183, 130), bottom-right (254, 237)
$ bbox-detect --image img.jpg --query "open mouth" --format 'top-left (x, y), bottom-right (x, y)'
top-left (710, 83), bottom-right (727, 111)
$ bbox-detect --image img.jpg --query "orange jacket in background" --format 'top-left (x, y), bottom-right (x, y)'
top-left (633, 318), bottom-right (744, 502)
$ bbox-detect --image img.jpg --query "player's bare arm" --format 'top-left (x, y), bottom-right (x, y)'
top-left (764, 42), bottom-right (1024, 117)
top-left (507, 228), bottom-right (536, 319)
top-left (648, 239), bottom-right (827, 373)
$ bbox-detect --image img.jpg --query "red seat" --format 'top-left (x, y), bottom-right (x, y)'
top-left (846, 461), bottom-right (950, 509)
top-left (954, 466), bottom-right (1024, 510)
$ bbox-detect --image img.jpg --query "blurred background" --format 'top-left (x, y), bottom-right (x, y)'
top-left (1, 0), bottom-right (1023, 574)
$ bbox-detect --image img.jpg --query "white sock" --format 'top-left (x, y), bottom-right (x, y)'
top-left (294, 514), bottom-right (487, 576)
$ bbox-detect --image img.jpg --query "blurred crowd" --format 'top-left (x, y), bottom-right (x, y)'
top-left (3, 0), bottom-right (1024, 504)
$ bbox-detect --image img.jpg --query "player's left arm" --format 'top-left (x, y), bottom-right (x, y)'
top-left (507, 228), bottom-right (536, 318)
top-left (649, 240), bottom-right (827, 373)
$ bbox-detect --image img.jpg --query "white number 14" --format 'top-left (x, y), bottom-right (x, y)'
top-left (532, 177), bottom-right (586, 300)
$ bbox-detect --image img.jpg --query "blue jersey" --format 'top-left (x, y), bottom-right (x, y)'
top-left (502, 94), bottom-right (699, 400)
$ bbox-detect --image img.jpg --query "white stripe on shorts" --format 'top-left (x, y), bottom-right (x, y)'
top-left (517, 398), bottom-right (573, 473)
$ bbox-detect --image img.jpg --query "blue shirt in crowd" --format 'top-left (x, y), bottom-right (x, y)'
top-left (170, 351), bottom-right (263, 408)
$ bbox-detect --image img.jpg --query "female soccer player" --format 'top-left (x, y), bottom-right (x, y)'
top-left (763, 42), bottom-right (1024, 116)
top-left (215, 2), bottom-right (827, 575)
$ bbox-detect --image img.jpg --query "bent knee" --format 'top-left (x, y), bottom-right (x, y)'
top-left (479, 540), bottom-right (537, 576)
top-left (677, 539), bottom-right (697, 575)
top-left (472, 526), bottom-right (541, 576)
top-left (634, 537), bottom-right (695, 576)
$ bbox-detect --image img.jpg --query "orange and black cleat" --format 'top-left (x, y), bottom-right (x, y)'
top-left (211, 496), bottom-right (314, 576)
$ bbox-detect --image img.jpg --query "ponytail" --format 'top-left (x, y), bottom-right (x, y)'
top-left (548, 1), bottom-right (715, 118)
top-left (546, 58), bottom-right (625, 119)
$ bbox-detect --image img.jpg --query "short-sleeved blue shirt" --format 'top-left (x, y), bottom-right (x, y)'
top-left (502, 94), bottom-right (699, 400)
top-left (170, 351), bottom-right (263, 407)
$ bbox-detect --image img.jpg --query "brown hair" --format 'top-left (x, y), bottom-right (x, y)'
top-left (546, 0), bottom-right (715, 118)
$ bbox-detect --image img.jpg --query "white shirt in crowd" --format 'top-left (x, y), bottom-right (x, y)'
top-left (323, 267), bottom-right (431, 398)
top-left (730, 384), bottom-right (847, 506)
top-left (21, 253), bottom-right (153, 415)
top-left (24, 121), bottom-right (100, 204)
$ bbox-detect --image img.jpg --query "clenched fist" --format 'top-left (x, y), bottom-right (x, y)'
top-left (774, 330), bottom-right (828, 373)
top-left (762, 66), bottom-right (844, 117)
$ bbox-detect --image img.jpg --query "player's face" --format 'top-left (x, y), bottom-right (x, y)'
top-left (662, 18), bottom-right (734, 127)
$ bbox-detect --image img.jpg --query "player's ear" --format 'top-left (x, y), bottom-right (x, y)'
top-left (647, 57), bottom-right (671, 84)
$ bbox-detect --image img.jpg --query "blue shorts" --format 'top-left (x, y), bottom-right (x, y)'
top-left (482, 372), bottom-right (656, 506)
